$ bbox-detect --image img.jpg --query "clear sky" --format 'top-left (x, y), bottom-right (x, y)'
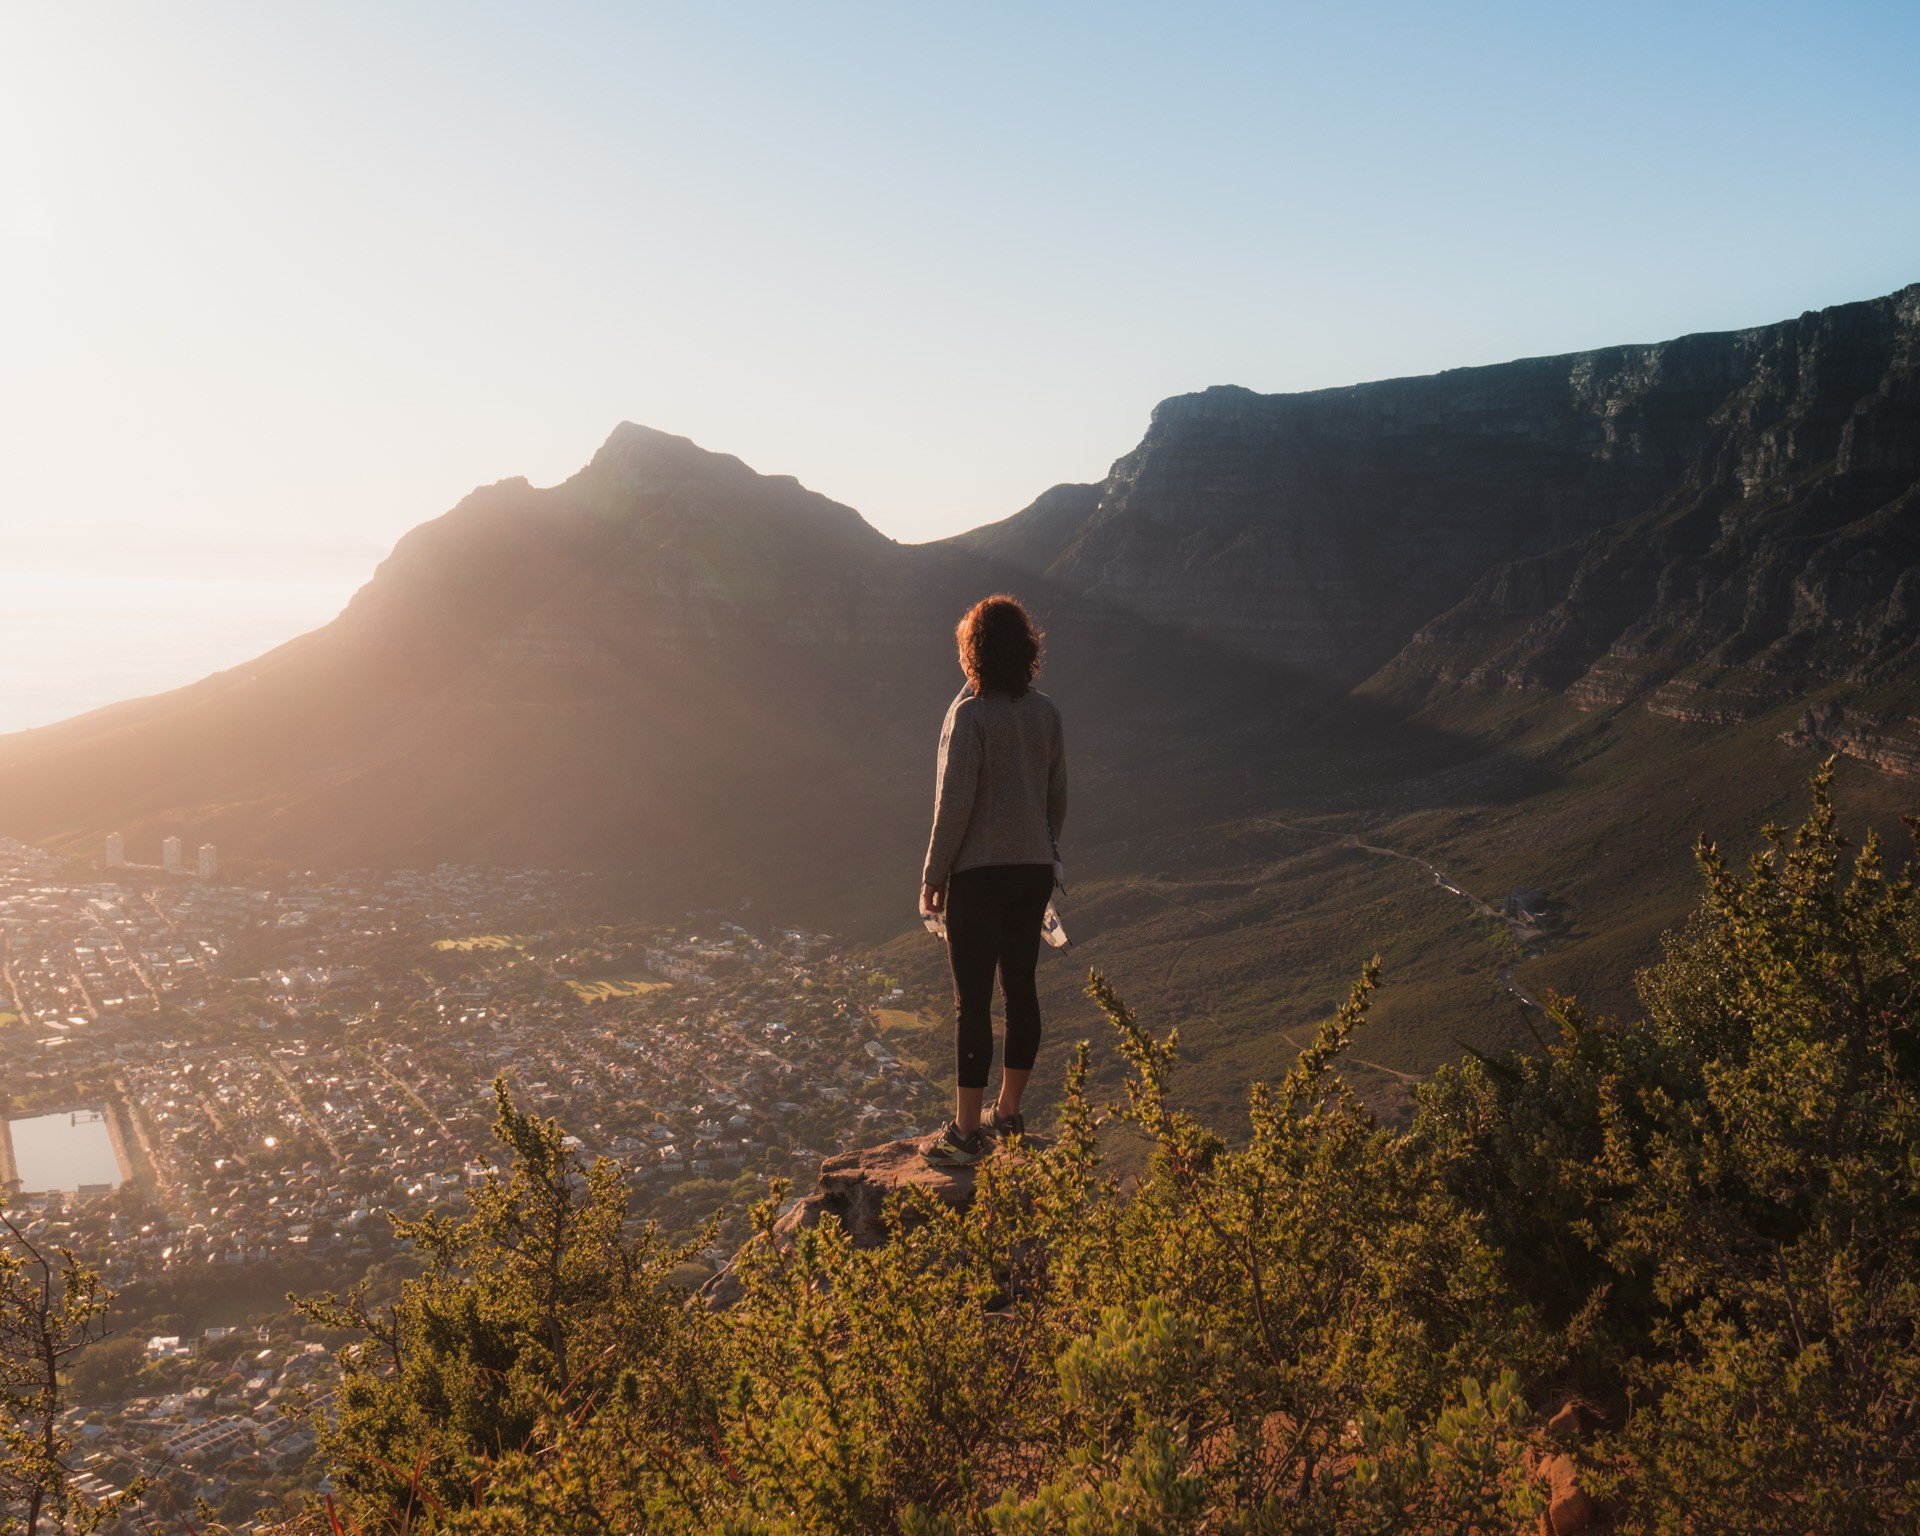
top-left (3, 1), bottom-right (1916, 731)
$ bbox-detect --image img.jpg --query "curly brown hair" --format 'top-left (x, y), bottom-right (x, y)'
top-left (955, 594), bottom-right (1044, 697)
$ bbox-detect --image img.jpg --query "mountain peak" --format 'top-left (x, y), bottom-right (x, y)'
top-left (565, 421), bottom-right (891, 554)
top-left (579, 421), bottom-right (761, 494)
top-left (598, 420), bottom-right (704, 455)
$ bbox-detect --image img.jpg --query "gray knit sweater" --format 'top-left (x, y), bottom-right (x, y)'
top-left (921, 683), bottom-right (1068, 888)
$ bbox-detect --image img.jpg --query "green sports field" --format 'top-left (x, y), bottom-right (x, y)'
top-left (565, 975), bottom-right (670, 1002)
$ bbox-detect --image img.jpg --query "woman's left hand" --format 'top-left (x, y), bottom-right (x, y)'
top-left (921, 882), bottom-right (944, 917)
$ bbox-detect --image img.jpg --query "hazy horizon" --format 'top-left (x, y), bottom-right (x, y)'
top-left (5, 1), bottom-right (1918, 732)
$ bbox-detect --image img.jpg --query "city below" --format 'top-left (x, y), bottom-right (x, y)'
top-left (0, 835), bottom-right (938, 1529)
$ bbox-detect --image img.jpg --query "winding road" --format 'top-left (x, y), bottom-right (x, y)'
top-left (1144, 868), bottom-right (1429, 1088)
top-left (1260, 817), bottom-right (1546, 1014)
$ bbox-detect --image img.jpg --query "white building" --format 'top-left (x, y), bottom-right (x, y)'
top-left (197, 843), bottom-right (218, 880)
top-left (104, 832), bottom-right (124, 865)
top-left (162, 837), bottom-right (183, 873)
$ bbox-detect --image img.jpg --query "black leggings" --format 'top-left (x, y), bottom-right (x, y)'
top-left (946, 862), bottom-right (1055, 1090)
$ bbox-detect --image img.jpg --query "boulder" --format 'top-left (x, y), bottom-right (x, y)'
top-left (1546, 1397), bottom-right (1600, 1442)
top-left (1535, 1450), bottom-right (1598, 1535)
top-left (700, 1134), bottom-right (1044, 1308)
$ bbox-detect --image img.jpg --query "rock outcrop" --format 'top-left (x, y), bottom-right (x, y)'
top-left (1531, 1397), bottom-right (1608, 1535)
top-left (1534, 1450), bottom-right (1599, 1535)
top-left (701, 1135), bottom-right (1044, 1308)
top-left (1781, 700), bottom-right (1920, 777)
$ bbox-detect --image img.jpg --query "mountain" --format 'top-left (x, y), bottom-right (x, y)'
top-left (955, 285), bottom-right (1920, 710)
top-left (3, 287), bottom-right (1917, 1115)
top-left (0, 424), bottom-right (1441, 927)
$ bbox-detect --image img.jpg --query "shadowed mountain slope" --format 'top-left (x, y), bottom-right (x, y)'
top-left (1377, 287), bottom-right (1920, 730)
top-left (0, 426), bottom-right (1465, 931)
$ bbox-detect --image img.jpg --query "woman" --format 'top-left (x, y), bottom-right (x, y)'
top-left (919, 594), bottom-right (1067, 1167)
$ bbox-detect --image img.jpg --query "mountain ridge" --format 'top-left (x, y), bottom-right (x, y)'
top-left (955, 283), bottom-right (1920, 693)
top-left (5, 285), bottom-right (1917, 853)
top-left (0, 416), bottom-right (1429, 926)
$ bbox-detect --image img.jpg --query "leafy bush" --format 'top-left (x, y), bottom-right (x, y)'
top-left (254, 768), bottom-right (1918, 1534)
top-left (1419, 766), bottom-right (1920, 1530)
top-left (2, 1216), bottom-right (144, 1534)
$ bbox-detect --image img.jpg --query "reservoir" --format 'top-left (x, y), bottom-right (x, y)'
top-left (4, 1108), bottom-right (125, 1196)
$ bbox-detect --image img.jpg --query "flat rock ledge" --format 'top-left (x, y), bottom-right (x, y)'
top-left (700, 1134), bottom-right (1046, 1309)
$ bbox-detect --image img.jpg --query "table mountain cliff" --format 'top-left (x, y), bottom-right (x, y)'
top-left (954, 285), bottom-right (1920, 723)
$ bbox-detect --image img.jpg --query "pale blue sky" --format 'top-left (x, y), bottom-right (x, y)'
top-left (2, 1), bottom-right (1916, 729)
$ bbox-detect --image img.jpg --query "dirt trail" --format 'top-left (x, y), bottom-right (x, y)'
top-left (1143, 882), bottom-right (1425, 1087)
top-left (1261, 817), bottom-right (1546, 1015)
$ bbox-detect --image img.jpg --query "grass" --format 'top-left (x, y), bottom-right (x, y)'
top-left (875, 685), bottom-right (1919, 1135)
top-left (433, 935), bottom-right (529, 952)
top-left (1382, 691), bottom-right (1918, 1025)
top-left (565, 975), bottom-right (670, 1002)
top-left (873, 1005), bottom-right (947, 1083)
top-left (877, 831), bottom-right (1516, 1127)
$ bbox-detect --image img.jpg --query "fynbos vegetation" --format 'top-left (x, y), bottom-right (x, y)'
top-left (79, 770), bottom-right (1915, 1534)
top-left (1, 1216), bottom-right (143, 1534)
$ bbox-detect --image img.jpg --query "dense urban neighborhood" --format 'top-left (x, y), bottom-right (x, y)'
top-left (0, 836), bottom-right (939, 1530)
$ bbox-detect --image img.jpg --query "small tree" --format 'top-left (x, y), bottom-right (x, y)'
top-left (1418, 766), bottom-right (1920, 1531)
top-left (293, 1077), bottom-right (716, 1529)
top-left (1, 1213), bottom-right (142, 1535)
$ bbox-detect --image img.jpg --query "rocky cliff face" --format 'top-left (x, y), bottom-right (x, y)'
top-left (1782, 701), bottom-right (1920, 779)
top-left (1381, 287), bottom-right (1920, 724)
top-left (964, 285), bottom-right (1920, 714)
top-left (1045, 368), bottom-right (1688, 684)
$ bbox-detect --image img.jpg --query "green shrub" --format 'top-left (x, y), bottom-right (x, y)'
top-left (262, 768), bottom-right (1919, 1534)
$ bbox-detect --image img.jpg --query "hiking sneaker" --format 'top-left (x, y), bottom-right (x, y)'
top-left (981, 1104), bottom-right (1025, 1141)
top-left (924, 1121), bottom-right (985, 1167)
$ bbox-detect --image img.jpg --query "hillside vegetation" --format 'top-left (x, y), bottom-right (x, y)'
top-left (196, 768), bottom-right (1920, 1535)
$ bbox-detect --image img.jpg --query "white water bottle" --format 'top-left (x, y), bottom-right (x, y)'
top-left (1040, 898), bottom-right (1069, 949)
